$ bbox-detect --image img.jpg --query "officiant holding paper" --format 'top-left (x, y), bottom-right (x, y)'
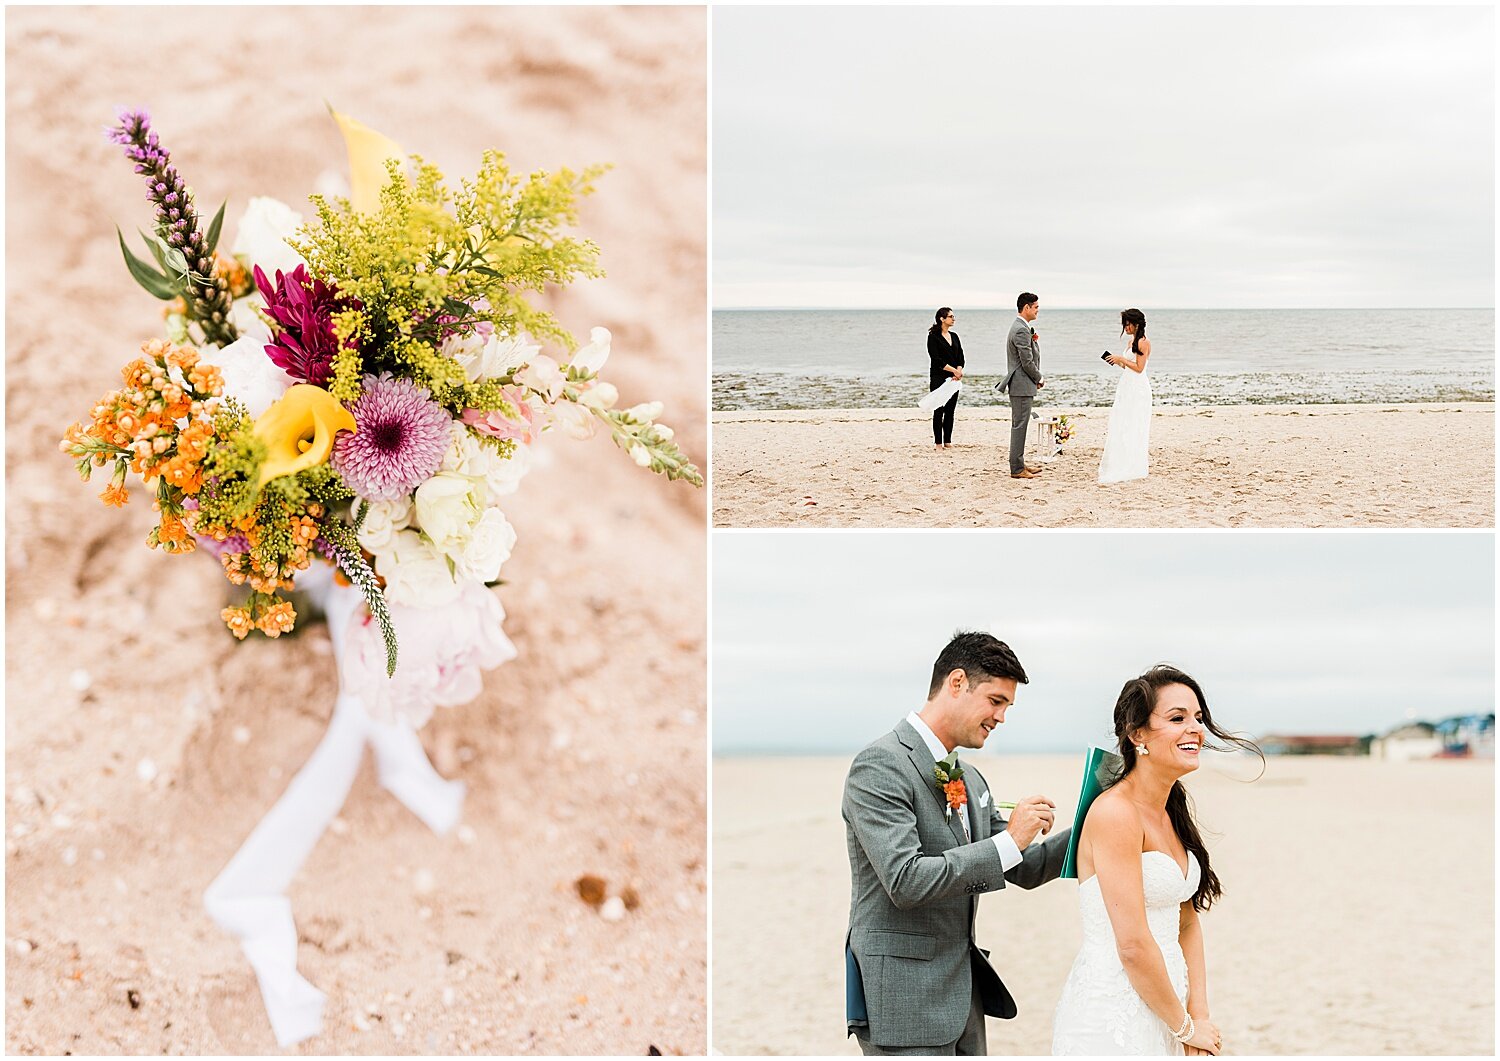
top-left (926, 307), bottom-right (965, 450)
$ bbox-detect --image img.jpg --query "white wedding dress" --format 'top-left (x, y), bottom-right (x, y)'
top-left (1098, 353), bottom-right (1152, 483)
top-left (1052, 851), bottom-right (1200, 1055)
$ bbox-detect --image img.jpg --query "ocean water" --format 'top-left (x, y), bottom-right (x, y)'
top-left (712, 308), bottom-right (1495, 410)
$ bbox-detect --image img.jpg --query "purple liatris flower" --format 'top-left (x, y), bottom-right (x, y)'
top-left (253, 264), bottom-right (361, 388)
top-left (332, 375), bottom-right (452, 502)
top-left (107, 108), bottom-right (237, 346)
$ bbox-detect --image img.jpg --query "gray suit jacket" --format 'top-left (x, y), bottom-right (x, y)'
top-left (1000, 317), bottom-right (1043, 397)
top-left (842, 721), bottom-right (1070, 1048)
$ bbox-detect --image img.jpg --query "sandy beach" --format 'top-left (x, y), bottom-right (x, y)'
top-left (712, 754), bottom-right (1495, 1055)
top-left (710, 404), bottom-right (1495, 528)
top-left (7, 7), bottom-right (706, 1055)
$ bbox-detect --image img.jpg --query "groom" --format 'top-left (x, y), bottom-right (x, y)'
top-left (998, 292), bottom-right (1044, 479)
top-left (842, 631), bottom-right (1070, 1055)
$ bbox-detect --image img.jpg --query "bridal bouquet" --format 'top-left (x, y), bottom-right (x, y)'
top-left (61, 107), bottom-right (701, 721)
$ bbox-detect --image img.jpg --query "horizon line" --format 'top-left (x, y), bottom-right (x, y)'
top-left (714, 305), bottom-right (1498, 312)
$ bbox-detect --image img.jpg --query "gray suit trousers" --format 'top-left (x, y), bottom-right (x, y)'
top-left (855, 976), bottom-right (985, 1056)
top-left (1008, 395), bottom-right (1033, 474)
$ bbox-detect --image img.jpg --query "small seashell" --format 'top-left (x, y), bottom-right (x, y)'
top-left (136, 759), bottom-right (158, 784)
top-left (441, 987), bottom-right (456, 1007)
top-left (599, 896), bottom-right (626, 922)
top-left (575, 875), bottom-right (607, 907)
top-left (12, 938), bottom-right (34, 955)
top-left (232, 726), bottom-right (251, 745)
top-left (69, 669), bottom-right (92, 692)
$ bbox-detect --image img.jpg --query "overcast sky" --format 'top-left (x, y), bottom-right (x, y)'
top-left (714, 6), bottom-right (1495, 309)
top-left (713, 533), bottom-right (1495, 754)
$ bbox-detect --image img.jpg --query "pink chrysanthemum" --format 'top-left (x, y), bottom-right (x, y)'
top-left (332, 375), bottom-right (452, 501)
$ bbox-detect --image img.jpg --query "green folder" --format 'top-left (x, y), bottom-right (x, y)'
top-left (1061, 746), bottom-right (1125, 879)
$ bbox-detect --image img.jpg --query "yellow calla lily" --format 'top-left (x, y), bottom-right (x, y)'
top-left (254, 384), bottom-right (356, 486)
top-left (328, 104), bottom-right (406, 214)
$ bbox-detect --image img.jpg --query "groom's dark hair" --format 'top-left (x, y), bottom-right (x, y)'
top-left (1017, 292), bottom-right (1038, 313)
top-left (927, 630), bottom-right (1028, 698)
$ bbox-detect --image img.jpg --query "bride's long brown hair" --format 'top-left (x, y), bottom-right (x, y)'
top-left (1105, 665), bottom-right (1262, 912)
top-left (1120, 308), bottom-right (1147, 355)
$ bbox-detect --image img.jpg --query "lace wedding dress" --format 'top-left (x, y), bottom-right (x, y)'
top-left (1098, 355), bottom-right (1152, 483)
top-left (1052, 851), bottom-right (1200, 1055)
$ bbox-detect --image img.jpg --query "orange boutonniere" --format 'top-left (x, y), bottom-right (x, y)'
top-left (943, 778), bottom-right (967, 812)
top-left (1031, 330), bottom-right (1038, 342)
top-left (933, 756), bottom-right (967, 819)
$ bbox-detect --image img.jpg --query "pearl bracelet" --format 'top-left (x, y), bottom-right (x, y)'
top-left (1172, 1014), bottom-right (1195, 1044)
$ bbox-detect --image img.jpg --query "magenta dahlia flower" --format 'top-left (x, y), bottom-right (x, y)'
top-left (253, 264), bottom-right (361, 387)
top-left (332, 375), bottom-right (453, 501)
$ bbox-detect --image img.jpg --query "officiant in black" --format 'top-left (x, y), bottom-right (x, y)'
top-left (927, 307), bottom-right (965, 449)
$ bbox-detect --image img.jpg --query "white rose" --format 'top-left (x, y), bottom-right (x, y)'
top-left (356, 498), bottom-right (413, 555)
top-left (440, 422), bottom-right (496, 479)
top-left (515, 354), bottom-right (565, 402)
top-left (228, 294), bottom-right (272, 341)
top-left (213, 333), bottom-right (295, 418)
top-left (455, 508), bottom-right (516, 584)
top-left (374, 530), bottom-right (461, 608)
top-left (483, 444), bottom-right (530, 499)
top-left (569, 326), bottom-right (611, 375)
top-left (413, 472), bottom-right (483, 555)
top-left (231, 197), bottom-right (306, 277)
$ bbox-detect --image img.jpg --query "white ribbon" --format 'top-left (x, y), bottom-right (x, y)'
top-left (203, 570), bottom-right (464, 1047)
top-left (918, 377), bottom-right (962, 411)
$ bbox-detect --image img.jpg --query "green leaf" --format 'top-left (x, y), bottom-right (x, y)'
top-left (141, 228), bottom-right (173, 272)
top-left (205, 201), bottom-right (227, 255)
top-left (116, 227), bottom-right (178, 300)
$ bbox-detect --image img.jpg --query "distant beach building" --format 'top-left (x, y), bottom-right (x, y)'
top-left (1367, 716), bottom-right (1495, 760)
top-left (1258, 734), bottom-right (1369, 757)
top-left (1433, 714), bottom-right (1496, 759)
top-left (1369, 723), bottom-right (1442, 761)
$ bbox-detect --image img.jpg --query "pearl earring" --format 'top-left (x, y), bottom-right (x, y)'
top-left (1135, 743), bottom-right (1148, 756)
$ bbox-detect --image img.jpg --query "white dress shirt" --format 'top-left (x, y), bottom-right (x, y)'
top-left (905, 712), bottom-right (1023, 872)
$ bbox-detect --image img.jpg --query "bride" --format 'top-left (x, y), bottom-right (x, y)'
top-left (1099, 309), bottom-right (1152, 484)
top-left (1053, 666), bottom-right (1260, 1056)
